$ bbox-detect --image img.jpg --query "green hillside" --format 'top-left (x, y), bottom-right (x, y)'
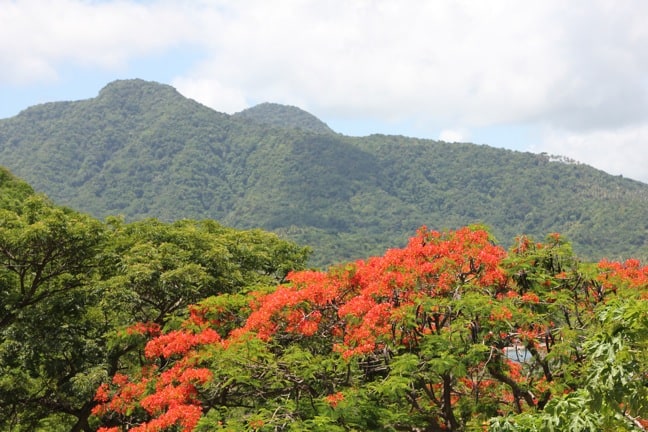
top-left (1, 79), bottom-right (647, 266)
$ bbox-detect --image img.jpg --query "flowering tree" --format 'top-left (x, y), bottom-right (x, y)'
top-left (0, 205), bottom-right (309, 431)
top-left (92, 226), bottom-right (648, 431)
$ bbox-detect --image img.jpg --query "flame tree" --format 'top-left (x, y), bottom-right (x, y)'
top-left (93, 226), bottom-right (648, 431)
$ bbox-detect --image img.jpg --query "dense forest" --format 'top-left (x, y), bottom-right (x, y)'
top-left (0, 167), bottom-right (310, 431)
top-left (1, 79), bottom-right (648, 266)
top-left (2, 167), bottom-right (648, 431)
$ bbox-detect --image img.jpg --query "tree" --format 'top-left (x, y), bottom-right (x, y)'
top-left (0, 195), bottom-right (106, 430)
top-left (93, 226), bottom-right (648, 431)
top-left (490, 259), bottom-right (648, 431)
top-left (0, 191), bottom-right (310, 431)
top-left (0, 195), bottom-right (106, 330)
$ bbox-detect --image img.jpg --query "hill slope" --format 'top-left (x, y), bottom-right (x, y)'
top-left (1, 79), bottom-right (647, 266)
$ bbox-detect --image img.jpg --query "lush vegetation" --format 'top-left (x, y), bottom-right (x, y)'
top-left (1, 79), bottom-right (648, 266)
top-left (0, 168), bottom-right (310, 431)
top-left (87, 224), bottom-right (648, 432)
top-left (3, 166), bottom-right (648, 430)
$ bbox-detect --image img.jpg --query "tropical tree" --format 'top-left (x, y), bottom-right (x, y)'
top-left (490, 258), bottom-right (648, 431)
top-left (0, 194), bottom-right (106, 431)
top-left (92, 226), bottom-right (648, 431)
top-left (0, 179), bottom-right (310, 432)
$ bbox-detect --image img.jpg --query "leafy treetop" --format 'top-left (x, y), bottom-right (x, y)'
top-left (92, 226), bottom-right (648, 431)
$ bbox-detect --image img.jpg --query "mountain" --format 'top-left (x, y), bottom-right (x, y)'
top-left (233, 102), bottom-right (335, 134)
top-left (1, 79), bottom-right (648, 266)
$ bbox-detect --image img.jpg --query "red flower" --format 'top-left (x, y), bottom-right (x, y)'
top-left (325, 392), bottom-right (345, 407)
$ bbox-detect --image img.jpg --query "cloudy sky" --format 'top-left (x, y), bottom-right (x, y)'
top-left (2, 0), bottom-right (648, 182)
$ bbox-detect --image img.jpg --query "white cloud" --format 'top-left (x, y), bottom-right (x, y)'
top-left (2, 0), bottom-right (648, 182)
top-left (164, 1), bottom-right (648, 133)
top-left (173, 1), bottom-right (559, 124)
top-left (0, 0), bottom-right (197, 83)
top-left (172, 76), bottom-right (247, 114)
top-left (4, 0), bottom-right (647, 131)
top-left (534, 125), bottom-right (648, 183)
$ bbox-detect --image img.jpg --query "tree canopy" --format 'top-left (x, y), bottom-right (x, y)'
top-left (0, 172), bottom-right (310, 431)
top-left (90, 226), bottom-right (648, 431)
top-left (3, 167), bottom-right (648, 430)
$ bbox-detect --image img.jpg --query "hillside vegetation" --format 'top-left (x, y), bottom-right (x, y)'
top-left (3, 156), bottom-right (648, 431)
top-left (1, 79), bottom-right (647, 266)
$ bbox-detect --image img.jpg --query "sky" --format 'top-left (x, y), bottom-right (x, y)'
top-left (2, 1), bottom-right (648, 183)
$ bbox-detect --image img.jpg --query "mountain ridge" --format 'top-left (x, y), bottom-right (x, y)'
top-left (1, 79), bottom-right (647, 266)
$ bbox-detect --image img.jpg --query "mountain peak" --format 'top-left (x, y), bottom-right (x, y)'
top-left (234, 102), bottom-right (335, 135)
top-left (96, 79), bottom-right (184, 105)
top-left (98, 79), bottom-right (176, 96)
top-left (3, 79), bottom-right (648, 266)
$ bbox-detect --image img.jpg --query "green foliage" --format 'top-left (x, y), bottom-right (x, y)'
top-left (490, 299), bottom-right (648, 431)
top-left (3, 169), bottom-right (648, 432)
top-left (2, 79), bottom-right (648, 267)
top-left (0, 184), bottom-right (310, 431)
top-left (99, 217), bottom-right (309, 325)
top-left (0, 166), bottom-right (35, 210)
top-left (488, 277), bottom-right (648, 431)
top-left (88, 226), bottom-right (648, 431)
top-left (0, 193), bottom-right (107, 431)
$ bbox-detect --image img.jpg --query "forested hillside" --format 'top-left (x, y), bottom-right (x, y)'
top-left (1, 79), bottom-right (647, 266)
